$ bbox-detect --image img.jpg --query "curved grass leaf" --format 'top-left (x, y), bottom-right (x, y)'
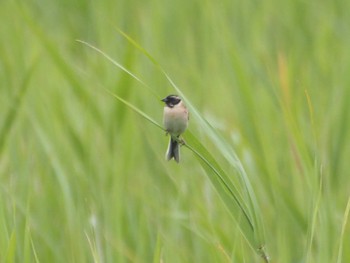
top-left (105, 89), bottom-right (163, 131)
top-left (78, 38), bottom-right (269, 262)
top-left (112, 29), bottom-right (269, 260)
top-left (76, 40), bottom-right (159, 100)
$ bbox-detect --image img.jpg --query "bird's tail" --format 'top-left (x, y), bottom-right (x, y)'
top-left (166, 137), bottom-right (180, 163)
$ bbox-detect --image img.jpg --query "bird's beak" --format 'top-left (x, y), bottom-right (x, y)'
top-left (161, 97), bottom-right (167, 102)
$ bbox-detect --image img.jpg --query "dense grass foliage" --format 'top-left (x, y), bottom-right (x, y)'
top-left (1, 0), bottom-right (350, 262)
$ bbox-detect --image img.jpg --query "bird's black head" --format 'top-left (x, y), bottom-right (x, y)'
top-left (161, 95), bottom-right (181, 108)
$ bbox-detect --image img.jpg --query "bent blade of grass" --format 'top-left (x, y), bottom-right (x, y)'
top-left (105, 89), bottom-right (163, 131)
top-left (130, 36), bottom-right (267, 258)
top-left (164, 72), bottom-right (266, 245)
top-left (184, 132), bottom-right (257, 248)
top-left (76, 40), bottom-right (160, 99)
top-left (101, 90), bottom-right (260, 257)
top-left (114, 28), bottom-right (160, 68)
top-left (113, 28), bottom-right (266, 248)
top-left (80, 34), bottom-right (268, 260)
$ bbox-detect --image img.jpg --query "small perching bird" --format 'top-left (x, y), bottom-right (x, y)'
top-left (161, 95), bottom-right (189, 163)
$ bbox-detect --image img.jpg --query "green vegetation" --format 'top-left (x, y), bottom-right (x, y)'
top-left (1, 0), bottom-right (350, 262)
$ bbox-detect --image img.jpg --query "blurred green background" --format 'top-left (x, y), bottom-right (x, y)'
top-left (1, 0), bottom-right (350, 262)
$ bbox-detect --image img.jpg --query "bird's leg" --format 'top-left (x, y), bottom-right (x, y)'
top-left (178, 137), bottom-right (186, 146)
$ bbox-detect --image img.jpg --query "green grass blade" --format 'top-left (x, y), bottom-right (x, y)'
top-left (31, 238), bottom-right (40, 263)
top-left (336, 196), bottom-right (350, 263)
top-left (111, 30), bottom-right (268, 259)
top-left (105, 89), bottom-right (163, 131)
top-left (94, 88), bottom-right (261, 258)
top-left (152, 233), bottom-right (163, 263)
top-left (85, 232), bottom-right (101, 263)
top-left (164, 73), bottom-right (266, 246)
top-left (19, 6), bottom-right (101, 121)
top-left (305, 166), bottom-right (323, 262)
top-left (76, 40), bottom-right (160, 99)
top-left (6, 230), bottom-right (16, 263)
top-left (114, 28), bottom-right (160, 68)
top-left (0, 61), bottom-right (36, 156)
top-left (80, 34), bottom-right (269, 261)
top-left (184, 132), bottom-right (256, 246)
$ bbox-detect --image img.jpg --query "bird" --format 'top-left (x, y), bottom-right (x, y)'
top-left (161, 95), bottom-right (189, 163)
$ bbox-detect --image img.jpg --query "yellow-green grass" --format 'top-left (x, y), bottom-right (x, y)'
top-left (1, 0), bottom-right (350, 262)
